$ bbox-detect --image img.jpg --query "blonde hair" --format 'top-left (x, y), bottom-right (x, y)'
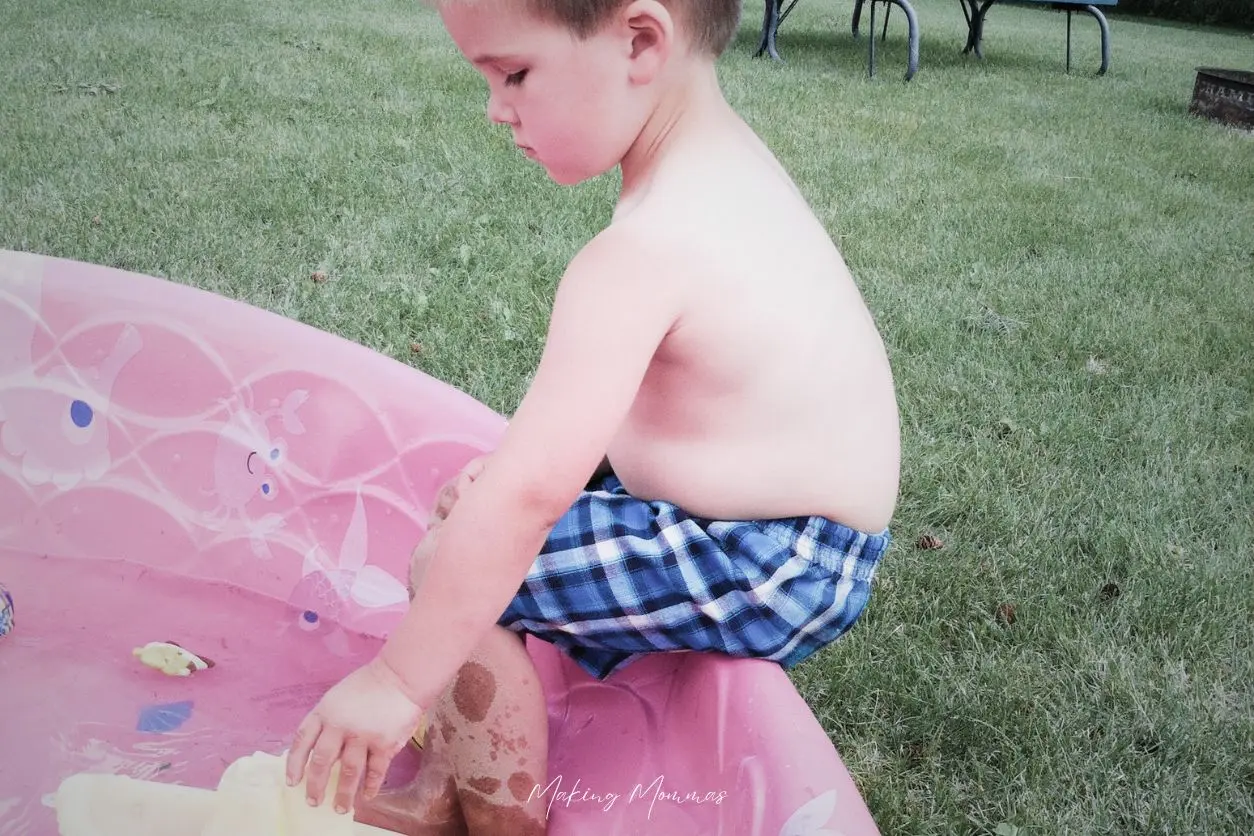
top-left (434, 1), bottom-right (743, 57)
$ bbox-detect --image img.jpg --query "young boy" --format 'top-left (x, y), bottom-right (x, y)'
top-left (284, 1), bottom-right (900, 833)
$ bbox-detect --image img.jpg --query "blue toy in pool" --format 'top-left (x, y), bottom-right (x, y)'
top-left (0, 583), bottom-right (13, 637)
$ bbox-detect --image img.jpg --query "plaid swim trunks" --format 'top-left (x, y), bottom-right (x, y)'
top-left (497, 473), bottom-right (890, 680)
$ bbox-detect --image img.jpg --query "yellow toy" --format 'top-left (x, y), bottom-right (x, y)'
top-left (132, 641), bottom-right (214, 676)
top-left (0, 582), bottom-right (13, 637)
top-left (54, 750), bottom-right (396, 836)
top-left (409, 712), bottom-right (430, 750)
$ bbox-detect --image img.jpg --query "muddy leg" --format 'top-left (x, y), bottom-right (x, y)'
top-left (449, 626), bottom-right (549, 835)
top-left (380, 460), bottom-right (547, 834)
top-left (357, 626), bottom-right (549, 835)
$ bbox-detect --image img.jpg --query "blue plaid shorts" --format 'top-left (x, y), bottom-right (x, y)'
top-left (497, 474), bottom-right (890, 680)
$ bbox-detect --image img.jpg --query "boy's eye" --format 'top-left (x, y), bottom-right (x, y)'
top-left (504, 69), bottom-right (528, 87)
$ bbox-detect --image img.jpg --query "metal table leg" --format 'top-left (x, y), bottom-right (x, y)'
top-left (1080, 4), bottom-right (1112, 75)
top-left (867, 0), bottom-right (920, 81)
top-left (959, 0), bottom-right (980, 56)
top-left (893, 0), bottom-right (920, 80)
top-left (962, 0), bottom-right (1111, 74)
top-left (969, 0), bottom-right (998, 59)
top-left (1062, 4), bottom-right (1113, 75)
top-left (755, 0), bottom-right (782, 60)
top-left (759, 0), bottom-right (918, 80)
top-left (756, 0), bottom-right (804, 61)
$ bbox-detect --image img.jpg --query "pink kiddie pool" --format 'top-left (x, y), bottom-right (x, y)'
top-left (0, 249), bottom-right (880, 836)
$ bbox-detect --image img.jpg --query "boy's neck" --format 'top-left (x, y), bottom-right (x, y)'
top-left (615, 59), bottom-right (731, 212)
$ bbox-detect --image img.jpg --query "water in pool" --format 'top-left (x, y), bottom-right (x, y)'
top-left (0, 549), bottom-right (419, 836)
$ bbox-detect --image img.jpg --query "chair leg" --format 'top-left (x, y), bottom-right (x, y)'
top-left (892, 0), bottom-right (920, 80)
top-left (1065, 5), bottom-right (1112, 75)
top-left (1083, 4), bottom-right (1112, 75)
top-left (1066, 9), bottom-right (1072, 73)
top-left (868, 0), bottom-right (878, 77)
top-left (755, 0), bottom-right (782, 60)
top-left (969, 0), bottom-right (998, 59)
top-left (867, 0), bottom-right (920, 81)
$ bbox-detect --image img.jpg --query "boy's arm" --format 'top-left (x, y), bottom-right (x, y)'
top-left (376, 227), bottom-right (683, 708)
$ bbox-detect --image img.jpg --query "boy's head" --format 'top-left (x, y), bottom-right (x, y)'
top-left (431, 0), bottom-right (743, 185)
top-left (513, 0), bottom-right (742, 58)
top-left (432, 0), bottom-right (741, 57)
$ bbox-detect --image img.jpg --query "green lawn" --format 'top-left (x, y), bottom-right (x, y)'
top-left (2, 0), bottom-right (1252, 833)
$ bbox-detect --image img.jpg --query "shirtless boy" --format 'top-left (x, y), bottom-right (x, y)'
top-left (284, 1), bottom-right (900, 833)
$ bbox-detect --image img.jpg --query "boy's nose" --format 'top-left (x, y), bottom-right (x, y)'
top-left (486, 91), bottom-right (517, 126)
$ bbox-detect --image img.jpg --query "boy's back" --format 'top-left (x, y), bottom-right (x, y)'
top-left (568, 99), bottom-right (899, 533)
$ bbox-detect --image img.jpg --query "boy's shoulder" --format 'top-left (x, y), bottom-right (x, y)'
top-left (560, 209), bottom-right (698, 293)
top-left (556, 128), bottom-right (829, 309)
top-left (543, 218), bottom-right (688, 342)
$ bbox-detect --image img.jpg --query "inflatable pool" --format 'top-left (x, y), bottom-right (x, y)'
top-left (0, 249), bottom-right (881, 836)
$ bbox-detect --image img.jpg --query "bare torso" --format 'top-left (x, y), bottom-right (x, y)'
top-left (602, 112), bottom-right (900, 533)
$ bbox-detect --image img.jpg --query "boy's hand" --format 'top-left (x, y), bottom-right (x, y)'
top-left (409, 455), bottom-right (489, 598)
top-left (433, 455), bottom-right (487, 521)
top-left (285, 657), bottom-right (423, 814)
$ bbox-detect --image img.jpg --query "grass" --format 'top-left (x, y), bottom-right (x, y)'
top-left (2, 0), bottom-right (1252, 833)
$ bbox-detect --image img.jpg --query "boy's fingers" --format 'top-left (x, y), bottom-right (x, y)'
top-left (285, 714), bottom-right (322, 786)
top-left (448, 468), bottom-right (478, 505)
top-left (433, 481), bottom-right (458, 519)
top-left (433, 461), bottom-right (481, 520)
top-left (304, 728), bottom-right (345, 806)
top-left (465, 456), bottom-right (487, 479)
top-left (333, 740), bottom-right (369, 814)
top-left (360, 748), bottom-right (391, 801)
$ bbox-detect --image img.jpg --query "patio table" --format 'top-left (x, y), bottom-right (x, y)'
top-left (754, 0), bottom-right (921, 81)
top-left (754, 0), bottom-right (1114, 79)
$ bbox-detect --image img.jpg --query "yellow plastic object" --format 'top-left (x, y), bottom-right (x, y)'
top-left (54, 751), bottom-right (397, 836)
top-left (409, 712), bottom-right (430, 751)
top-left (132, 641), bottom-right (213, 677)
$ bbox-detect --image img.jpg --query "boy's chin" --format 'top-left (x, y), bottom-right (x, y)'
top-left (546, 170), bottom-right (590, 187)
top-left (541, 161), bottom-right (612, 187)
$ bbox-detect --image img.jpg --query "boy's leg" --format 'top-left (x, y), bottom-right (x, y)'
top-left (361, 462), bottom-right (548, 835)
top-left (356, 626), bottom-right (549, 836)
top-left (448, 626), bottom-right (548, 835)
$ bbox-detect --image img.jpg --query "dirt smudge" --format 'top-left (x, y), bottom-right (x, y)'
top-left (467, 776), bottom-right (502, 795)
top-left (460, 787), bottom-right (545, 836)
top-left (508, 771), bottom-right (535, 804)
top-left (453, 661), bottom-right (495, 723)
top-left (487, 726), bottom-right (529, 759)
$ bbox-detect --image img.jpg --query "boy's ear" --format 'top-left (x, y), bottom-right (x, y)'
top-left (619, 0), bottom-right (674, 84)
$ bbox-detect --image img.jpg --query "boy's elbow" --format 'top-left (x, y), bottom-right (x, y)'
top-left (476, 464), bottom-right (575, 542)
top-left (478, 437), bottom-right (596, 539)
top-left (512, 477), bottom-right (576, 534)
